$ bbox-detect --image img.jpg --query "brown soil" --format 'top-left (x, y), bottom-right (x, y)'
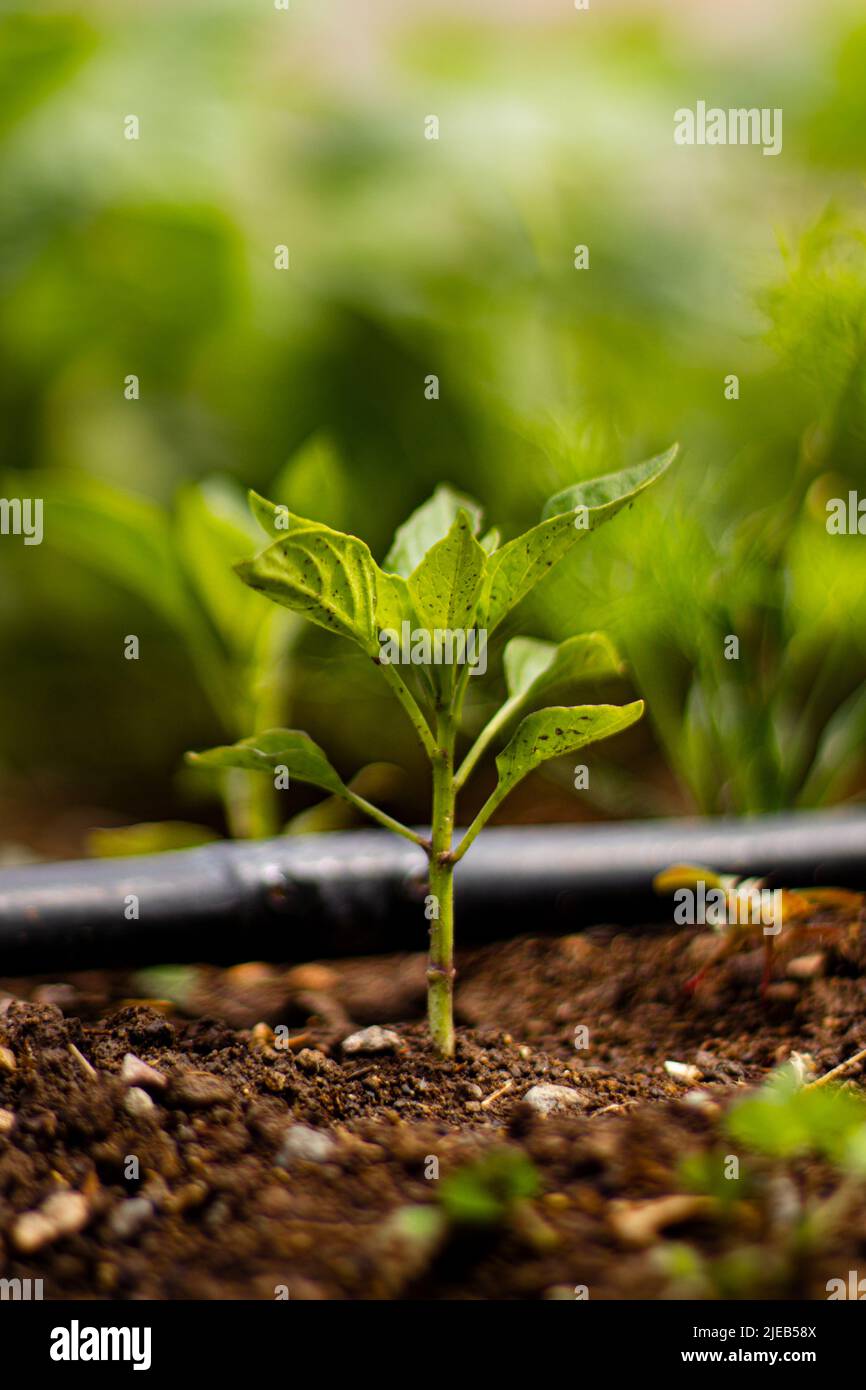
top-left (2, 917), bottom-right (866, 1301)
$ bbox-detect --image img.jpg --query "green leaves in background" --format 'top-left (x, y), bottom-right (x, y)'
top-left (87, 821), bottom-right (220, 858)
top-left (725, 1066), bottom-right (866, 1168)
top-left (438, 1149), bottom-right (540, 1227)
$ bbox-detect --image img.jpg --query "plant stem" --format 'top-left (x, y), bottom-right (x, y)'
top-left (345, 792), bottom-right (431, 851)
top-left (224, 768), bottom-right (278, 839)
top-left (377, 660), bottom-right (438, 759)
top-left (427, 710), bottom-right (456, 1058)
top-left (453, 692), bottom-right (521, 792)
top-left (449, 785), bottom-right (503, 864)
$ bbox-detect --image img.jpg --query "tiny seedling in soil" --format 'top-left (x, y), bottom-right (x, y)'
top-left (654, 863), bottom-right (865, 996)
top-left (188, 446), bottom-right (677, 1057)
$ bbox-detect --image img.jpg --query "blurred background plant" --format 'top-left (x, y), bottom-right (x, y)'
top-left (1, 0), bottom-right (865, 853)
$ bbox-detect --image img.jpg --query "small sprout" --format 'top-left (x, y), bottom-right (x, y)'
top-left (189, 450), bottom-right (677, 1056)
top-left (724, 1060), bottom-right (866, 1166)
top-left (438, 1149), bottom-right (540, 1227)
top-left (654, 863), bottom-right (864, 997)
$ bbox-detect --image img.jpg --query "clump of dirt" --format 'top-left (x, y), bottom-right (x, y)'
top-left (1, 918), bottom-right (865, 1300)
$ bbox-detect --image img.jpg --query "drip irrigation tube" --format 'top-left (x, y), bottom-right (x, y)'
top-left (0, 809), bottom-right (864, 975)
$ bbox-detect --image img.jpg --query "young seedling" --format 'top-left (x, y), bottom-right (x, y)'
top-left (188, 446), bottom-right (677, 1057)
top-left (655, 863), bottom-right (864, 996)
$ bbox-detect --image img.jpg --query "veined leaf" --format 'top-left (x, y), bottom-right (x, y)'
top-left (384, 483), bottom-right (484, 578)
top-left (494, 701), bottom-right (644, 802)
top-left (503, 632), bottom-right (624, 706)
top-left (236, 523), bottom-right (379, 652)
top-left (408, 510), bottom-right (486, 635)
top-left (541, 447), bottom-right (678, 520)
top-left (187, 729), bottom-right (347, 796)
top-left (485, 447), bottom-right (677, 632)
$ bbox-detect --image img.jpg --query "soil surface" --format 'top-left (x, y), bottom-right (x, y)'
top-left (2, 912), bottom-right (866, 1300)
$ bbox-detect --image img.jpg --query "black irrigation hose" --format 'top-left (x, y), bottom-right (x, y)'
top-left (0, 810), bottom-right (864, 976)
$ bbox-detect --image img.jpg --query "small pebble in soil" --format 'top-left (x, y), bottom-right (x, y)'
top-left (124, 1087), bottom-right (156, 1118)
top-left (295, 1048), bottom-right (338, 1075)
top-left (107, 1197), bottom-right (154, 1241)
top-left (166, 1069), bottom-right (234, 1108)
top-left (0, 1044), bottom-right (16, 1073)
top-left (341, 1026), bottom-right (404, 1057)
top-left (12, 1191), bottom-right (90, 1253)
top-left (277, 1124), bottom-right (337, 1165)
top-left (610, 1194), bottom-right (711, 1248)
top-left (664, 1060), bottom-right (702, 1085)
top-left (522, 1084), bottom-right (591, 1117)
top-left (0, 1107), bottom-right (15, 1134)
top-left (787, 952), bottom-right (826, 981)
top-left (121, 1052), bottom-right (167, 1091)
top-left (680, 1089), bottom-right (720, 1116)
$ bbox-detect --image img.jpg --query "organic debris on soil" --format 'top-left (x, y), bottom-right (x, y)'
top-left (2, 918), bottom-right (866, 1300)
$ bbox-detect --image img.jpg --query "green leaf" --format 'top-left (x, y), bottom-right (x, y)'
top-left (384, 483), bottom-right (483, 578)
top-left (269, 434), bottom-right (348, 532)
top-left (479, 527), bottom-right (501, 555)
top-left (726, 1083), bottom-right (866, 1164)
top-left (375, 569), bottom-right (415, 633)
top-left (18, 470), bottom-right (189, 631)
top-left (494, 701), bottom-right (644, 802)
top-left (176, 477), bottom-right (267, 658)
top-left (541, 447), bottom-right (678, 520)
top-left (438, 1150), bottom-right (540, 1227)
top-left (503, 632), bottom-right (624, 706)
top-left (408, 509), bottom-right (486, 635)
top-left (485, 446), bottom-right (677, 632)
top-left (187, 729), bottom-right (348, 796)
top-left (86, 821), bottom-right (221, 858)
top-left (236, 523), bottom-right (379, 652)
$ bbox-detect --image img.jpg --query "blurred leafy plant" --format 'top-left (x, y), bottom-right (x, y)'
top-left (5, 437), bottom-right (347, 842)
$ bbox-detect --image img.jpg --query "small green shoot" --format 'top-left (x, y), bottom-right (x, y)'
top-left (188, 447), bottom-right (677, 1056)
top-left (725, 1058), bottom-right (866, 1167)
top-left (438, 1149), bottom-right (540, 1227)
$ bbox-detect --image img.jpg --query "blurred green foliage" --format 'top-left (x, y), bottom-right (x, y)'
top-left (1, 1), bottom-right (865, 838)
